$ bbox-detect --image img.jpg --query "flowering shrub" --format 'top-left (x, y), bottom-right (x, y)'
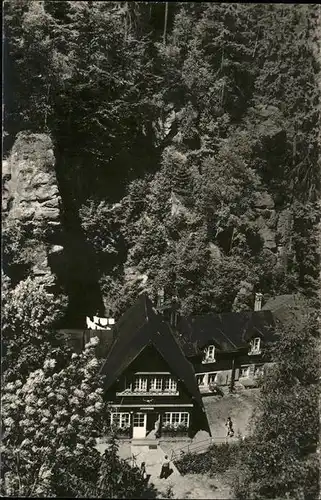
top-left (2, 276), bottom-right (68, 382)
top-left (1, 338), bottom-right (104, 497)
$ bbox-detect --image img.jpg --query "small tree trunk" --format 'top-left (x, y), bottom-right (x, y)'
top-left (313, 6), bottom-right (321, 499)
top-left (163, 2), bottom-right (168, 46)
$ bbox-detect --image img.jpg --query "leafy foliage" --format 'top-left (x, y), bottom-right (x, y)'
top-left (175, 442), bottom-right (237, 476)
top-left (1, 339), bottom-right (104, 497)
top-left (2, 275), bottom-right (68, 381)
top-left (232, 307), bottom-right (319, 500)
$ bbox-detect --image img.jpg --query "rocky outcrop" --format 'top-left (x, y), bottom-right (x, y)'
top-left (3, 132), bottom-right (60, 225)
top-left (2, 132), bottom-right (64, 287)
top-left (253, 191), bottom-right (293, 271)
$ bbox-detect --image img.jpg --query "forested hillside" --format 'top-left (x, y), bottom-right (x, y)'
top-left (3, 2), bottom-right (321, 326)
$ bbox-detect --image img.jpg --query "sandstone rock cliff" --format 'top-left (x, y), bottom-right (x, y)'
top-left (2, 132), bottom-right (64, 287)
top-left (253, 190), bottom-right (293, 272)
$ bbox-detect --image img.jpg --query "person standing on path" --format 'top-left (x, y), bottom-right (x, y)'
top-left (226, 416), bottom-right (234, 437)
top-left (141, 461), bottom-right (147, 481)
top-left (159, 455), bottom-right (171, 479)
top-left (155, 415), bottom-right (161, 439)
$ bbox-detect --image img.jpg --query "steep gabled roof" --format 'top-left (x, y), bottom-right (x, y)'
top-left (99, 293), bottom-right (203, 406)
top-left (176, 310), bottom-right (276, 356)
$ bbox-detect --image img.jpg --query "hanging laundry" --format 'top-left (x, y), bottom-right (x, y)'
top-left (86, 316), bottom-right (93, 329)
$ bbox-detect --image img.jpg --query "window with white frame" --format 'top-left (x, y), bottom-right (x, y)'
top-left (180, 413), bottom-right (189, 426)
top-left (171, 413), bottom-right (181, 425)
top-left (163, 412), bottom-right (189, 427)
top-left (249, 337), bottom-right (261, 354)
top-left (150, 377), bottom-right (163, 392)
top-left (203, 345), bottom-right (216, 363)
top-left (163, 413), bottom-right (172, 425)
top-left (254, 365), bottom-right (264, 377)
top-left (208, 373), bottom-right (217, 384)
top-left (111, 412), bottom-right (130, 428)
top-left (164, 377), bottom-right (177, 392)
top-left (134, 376), bottom-right (147, 392)
top-left (133, 413), bottom-right (145, 427)
top-left (196, 374), bottom-right (206, 386)
top-left (240, 366), bottom-right (250, 378)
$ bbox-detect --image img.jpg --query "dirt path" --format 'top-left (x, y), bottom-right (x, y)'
top-left (155, 472), bottom-right (231, 499)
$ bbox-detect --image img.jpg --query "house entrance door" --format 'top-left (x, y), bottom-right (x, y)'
top-left (146, 412), bottom-right (159, 437)
top-left (132, 412), bottom-right (147, 439)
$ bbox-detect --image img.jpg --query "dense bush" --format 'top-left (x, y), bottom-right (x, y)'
top-left (174, 442), bottom-right (238, 476)
top-left (232, 307), bottom-right (319, 500)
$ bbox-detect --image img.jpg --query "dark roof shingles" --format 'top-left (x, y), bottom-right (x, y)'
top-left (176, 310), bottom-right (276, 356)
top-left (99, 293), bottom-right (203, 406)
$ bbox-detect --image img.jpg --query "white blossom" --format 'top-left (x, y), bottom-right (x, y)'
top-left (25, 406), bottom-right (36, 416)
top-left (71, 353), bottom-right (78, 360)
top-left (73, 389), bottom-right (85, 399)
top-left (41, 468), bottom-right (52, 480)
top-left (86, 336), bottom-right (99, 347)
top-left (43, 359), bottom-right (56, 370)
top-left (25, 394), bottom-right (37, 405)
top-left (21, 438), bottom-right (31, 447)
top-left (88, 358), bottom-right (99, 369)
top-left (3, 417), bottom-right (14, 427)
top-left (5, 382), bottom-right (15, 392)
top-left (20, 419), bottom-right (32, 427)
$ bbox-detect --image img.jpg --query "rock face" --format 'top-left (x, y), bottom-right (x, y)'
top-left (3, 132), bottom-right (64, 287)
top-left (253, 191), bottom-right (293, 271)
top-left (3, 132), bottom-right (60, 225)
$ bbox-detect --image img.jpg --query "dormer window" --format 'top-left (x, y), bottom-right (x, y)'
top-left (203, 345), bottom-right (216, 363)
top-left (249, 337), bottom-right (261, 355)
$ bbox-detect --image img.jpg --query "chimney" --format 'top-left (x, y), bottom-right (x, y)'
top-left (254, 293), bottom-right (263, 311)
